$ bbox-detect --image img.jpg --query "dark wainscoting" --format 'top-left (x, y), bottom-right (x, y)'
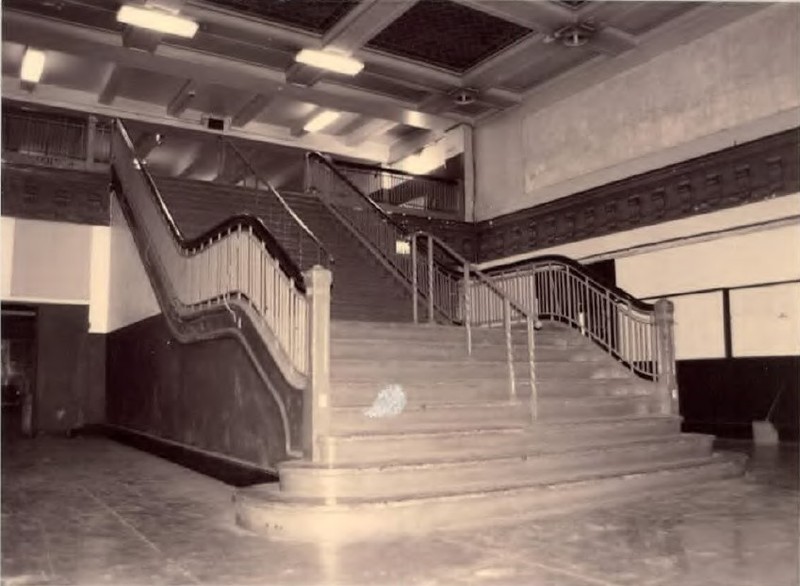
top-left (678, 356), bottom-right (799, 442)
top-left (105, 313), bottom-right (295, 471)
top-left (2, 303), bottom-right (105, 434)
top-left (1, 164), bottom-right (110, 226)
top-left (476, 128), bottom-right (800, 262)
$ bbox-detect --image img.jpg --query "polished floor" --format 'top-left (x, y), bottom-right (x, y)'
top-left (1, 435), bottom-right (798, 586)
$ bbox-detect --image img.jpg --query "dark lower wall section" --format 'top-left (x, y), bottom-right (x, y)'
top-left (35, 304), bottom-right (106, 432)
top-left (678, 356), bottom-right (799, 442)
top-left (106, 313), bottom-right (291, 470)
top-left (1, 303), bottom-right (106, 434)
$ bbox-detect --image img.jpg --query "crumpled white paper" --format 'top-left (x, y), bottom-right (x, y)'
top-left (362, 384), bottom-right (407, 418)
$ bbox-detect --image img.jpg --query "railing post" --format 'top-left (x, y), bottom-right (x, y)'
top-left (654, 299), bottom-right (678, 415)
top-left (303, 266), bottom-right (332, 463)
top-left (526, 315), bottom-right (537, 420)
top-left (427, 234), bottom-right (434, 323)
top-left (504, 297), bottom-right (516, 400)
top-left (463, 263), bottom-right (472, 355)
top-left (411, 235), bottom-right (419, 324)
top-left (86, 115), bottom-right (97, 166)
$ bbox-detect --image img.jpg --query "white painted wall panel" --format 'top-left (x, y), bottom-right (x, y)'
top-left (731, 283), bottom-right (800, 357)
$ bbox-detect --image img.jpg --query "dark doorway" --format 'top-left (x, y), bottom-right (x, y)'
top-left (2, 305), bottom-right (38, 440)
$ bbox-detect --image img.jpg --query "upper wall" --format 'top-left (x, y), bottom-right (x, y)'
top-left (475, 4), bottom-right (800, 221)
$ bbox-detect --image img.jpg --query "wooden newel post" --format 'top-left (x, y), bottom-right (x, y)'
top-left (86, 115), bottom-right (97, 166)
top-left (655, 299), bottom-right (678, 415)
top-left (304, 266), bottom-right (332, 463)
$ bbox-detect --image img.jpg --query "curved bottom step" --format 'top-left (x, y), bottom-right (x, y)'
top-left (234, 453), bottom-right (745, 543)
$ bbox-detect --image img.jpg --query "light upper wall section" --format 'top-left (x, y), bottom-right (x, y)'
top-left (475, 4), bottom-right (800, 221)
top-left (105, 194), bottom-right (160, 332)
top-left (4, 217), bottom-right (92, 304)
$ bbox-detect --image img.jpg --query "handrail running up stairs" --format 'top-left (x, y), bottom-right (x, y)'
top-left (305, 151), bottom-right (678, 418)
top-left (109, 119), bottom-right (334, 466)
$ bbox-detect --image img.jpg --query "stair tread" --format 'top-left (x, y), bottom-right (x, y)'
top-left (284, 433), bottom-right (710, 472)
top-left (326, 414), bottom-right (678, 441)
top-left (246, 453), bottom-right (735, 506)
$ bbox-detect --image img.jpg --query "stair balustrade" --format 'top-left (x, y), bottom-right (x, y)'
top-left (210, 139), bottom-right (334, 272)
top-left (482, 258), bottom-right (678, 415)
top-left (110, 119), bottom-right (333, 462)
top-left (306, 152), bottom-right (678, 417)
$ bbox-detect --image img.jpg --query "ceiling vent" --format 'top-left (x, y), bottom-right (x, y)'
top-left (547, 22), bottom-right (596, 48)
top-left (202, 115), bottom-right (230, 132)
top-left (450, 89), bottom-right (478, 106)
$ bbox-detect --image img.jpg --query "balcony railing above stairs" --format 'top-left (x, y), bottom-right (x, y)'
top-left (305, 152), bottom-right (679, 418)
top-left (110, 119), bottom-right (334, 464)
top-left (331, 160), bottom-right (462, 218)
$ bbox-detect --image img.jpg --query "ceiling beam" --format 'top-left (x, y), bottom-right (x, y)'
top-left (3, 10), bottom-right (461, 131)
top-left (341, 117), bottom-right (396, 147)
top-left (286, 0), bottom-right (419, 86)
top-left (2, 77), bottom-right (392, 161)
top-left (166, 80), bottom-right (197, 117)
top-left (98, 64), bottom-right (125, 105)
top-left (231, 92), bottom-right (278, 128)
top-left (462, 34), bottom-right (546, 89)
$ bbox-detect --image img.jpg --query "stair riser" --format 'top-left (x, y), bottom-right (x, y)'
top-left (236, 459), bottom-right (741, 542)
top-left (329, 404), bottom-right (528, 435)
top-left (331, 342), bottom-right (607, 362)
top-left (281, 438), bottom-right (713, 499)
top-left (331, 362), bottom-right (509, 382)
top-left (538, 397), bottom-right (660, 420)
top-left (319, 418), bottom-right (681, 465)
top-left (330, 381), bottom-right (513, 407)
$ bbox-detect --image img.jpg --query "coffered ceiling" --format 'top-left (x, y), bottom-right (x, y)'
top-left (2, 0), bottom-right (712, 164)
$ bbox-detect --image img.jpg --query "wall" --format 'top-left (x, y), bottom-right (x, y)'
top-left (0, 217), bottom-right (109, 431)
top-left (475, 4), bottom-right (800, 220)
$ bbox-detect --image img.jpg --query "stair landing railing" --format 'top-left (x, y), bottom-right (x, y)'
top-left (482, 257), bottom-right (678, 415)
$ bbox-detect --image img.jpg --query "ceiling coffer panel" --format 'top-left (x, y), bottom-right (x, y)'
top-left (199, 0), bottom-right (359, 34)
top-left (366, 0), bottom-right (533, 73)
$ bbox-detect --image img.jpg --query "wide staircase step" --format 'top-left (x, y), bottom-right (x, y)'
top-left (236, 319), bottom-right (744, 541)
top-left (235, 452), bottom-right (742, 542)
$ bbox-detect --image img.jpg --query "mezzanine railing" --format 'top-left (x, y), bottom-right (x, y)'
top-left (333, 161), bottom-right (462, 217)
top-left (2, 111), bottom-right (110, 165)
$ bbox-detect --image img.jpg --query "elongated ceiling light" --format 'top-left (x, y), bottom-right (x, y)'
top-left (21, 48), bottom-right (45, 83)
top-left (303, 111), bottom-right (341, 133)
top-left (117, 5), bottom-right (199, 38)
top-left (295, 49), bottom-right (363, 76)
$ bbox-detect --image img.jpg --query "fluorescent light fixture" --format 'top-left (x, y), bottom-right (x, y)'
top-left (295, 49), bottom-right (364, 76)
top-left (117, 5), bottom-right (199, 38)
top-left (21, 49), bottom-right (45, 83)
top-left (303, 111), bottom-right (341, 133)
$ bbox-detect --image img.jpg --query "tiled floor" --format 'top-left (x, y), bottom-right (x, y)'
top-left (1, 436), bottom-right (797, 586)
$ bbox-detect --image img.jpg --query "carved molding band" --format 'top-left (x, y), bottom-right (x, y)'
top-left (476, 128), bottom-right (800, 263)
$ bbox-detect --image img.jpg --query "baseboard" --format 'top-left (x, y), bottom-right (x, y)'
top-left (77, 424), bottom-right (278, 487)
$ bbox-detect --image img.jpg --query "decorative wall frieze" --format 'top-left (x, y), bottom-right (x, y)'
top-left (476, 128), bottom-right (800, 262)
top-left (1, 164), bottom-right (110, 226)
